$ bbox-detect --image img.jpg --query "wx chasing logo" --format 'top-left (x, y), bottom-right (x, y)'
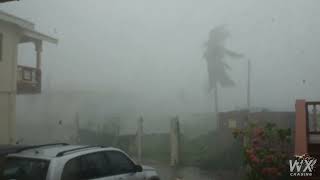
top-left (289, 154), bottom-right (317, 177)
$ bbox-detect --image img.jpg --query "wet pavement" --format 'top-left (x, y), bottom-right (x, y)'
top-left (154, 165), bottom-right (215, 180)
top-left (143, 161), bottom-right (215, 180)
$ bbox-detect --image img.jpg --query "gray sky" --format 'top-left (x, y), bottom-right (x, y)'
top-left (2, 0), bottom-right (320, 113)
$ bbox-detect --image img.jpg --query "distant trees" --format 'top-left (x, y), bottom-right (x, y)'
top-left (204, 25), bottom-right (243, 119)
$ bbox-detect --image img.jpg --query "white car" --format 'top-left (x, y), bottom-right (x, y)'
top-left (0, 143), bottom-right (160, 180)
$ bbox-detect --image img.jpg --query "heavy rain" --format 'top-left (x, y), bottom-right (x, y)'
top-left (1, 0), bottom-right (320, 180)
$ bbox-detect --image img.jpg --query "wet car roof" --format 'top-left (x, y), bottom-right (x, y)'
top-left (7, 145), bottom-right (119, 159)
top-left (0, 145), bottom-right (30, 156)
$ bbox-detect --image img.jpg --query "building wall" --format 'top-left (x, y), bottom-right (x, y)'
top-left (16, 93), bottom-right (80, 144)
top-left (219, 111), bottom-right (295, 130)
top-left (0, 21), bottom-right (19, 144)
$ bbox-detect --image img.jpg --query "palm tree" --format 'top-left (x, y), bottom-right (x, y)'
top-left (204, 26), bottom-right (243, 122)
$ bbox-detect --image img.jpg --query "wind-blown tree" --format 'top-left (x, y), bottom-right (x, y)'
top-left (204, 26), bottom-right (243, 120)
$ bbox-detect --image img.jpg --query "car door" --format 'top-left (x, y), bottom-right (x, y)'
top-left (105, 151), bottom-right (144, 180)
top-left (61, 152), bottom-right (114, 180)
top-left (81, 152), bottom-right (114, 180)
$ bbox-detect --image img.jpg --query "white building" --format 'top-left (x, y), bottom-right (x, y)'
top-left (0, 10), bottom-right (57, 144)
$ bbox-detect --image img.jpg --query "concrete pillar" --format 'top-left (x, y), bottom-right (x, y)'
top-left (112, 118), bottom-right (120, 146)
top-left (0, 26), bottom-right (19, 144)
top-left (8, 94), bottom-right (16, 144)
top-left (170, 116), bottom-right (180, 166)
top-left (75, 112), bottom-right (80, 144)
top-left (295, 99), bottom-right (308, 155)
top-left (137, 116), bottom-right (143, 163)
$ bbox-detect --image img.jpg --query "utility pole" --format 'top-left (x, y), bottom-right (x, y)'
top-left (247, 59), bottom-right (251, 111)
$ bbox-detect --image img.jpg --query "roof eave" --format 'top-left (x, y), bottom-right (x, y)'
top-left (0, 10), bottom-right (34, 30)
top-left (22, 29), bottom-right (58, 44)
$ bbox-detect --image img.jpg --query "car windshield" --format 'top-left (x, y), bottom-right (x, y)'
top-left (0, 157), bottom-right (49, 180)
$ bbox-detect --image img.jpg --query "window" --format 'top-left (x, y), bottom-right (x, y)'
top-left (81, 152), bottom-right (111, 179)
top-left (0, 33), bottom-right (2, 62)
top-left (61, 157), bottom-right (81, 180)
top-left (61, 152), bottom-right (111, 180)
top-left (105, 151), bottom-right (136, 175)
top-left (0, 157), bottom-right (49, 180)
top-left (23, 69), bottom-right (32, 81)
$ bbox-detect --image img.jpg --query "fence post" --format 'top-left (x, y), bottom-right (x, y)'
top-left (75, 112), bottom-right (80, 144)
top-left (137, 116), bottom-right (144, 163)
top-left (170, 116), bottom-right (180, 166)
top-left (295, 99), bottom-right (308, 155)
top-left (112, 117), bottom-right (120, 146)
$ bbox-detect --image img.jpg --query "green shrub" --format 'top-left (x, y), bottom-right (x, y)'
top-left (233, 123), bottom-right (292, 180)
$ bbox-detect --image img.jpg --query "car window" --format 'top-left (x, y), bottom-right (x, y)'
top-left (0, 157), bottom-right (49, 180)
top-left (81, 152), bottom-right (112, 179)
top-left (62, 152), bottom-right (111, 180)
top-left (105, 151), bottom-right (136, 175)
top-left (61, 157), bottom-right (82, 180)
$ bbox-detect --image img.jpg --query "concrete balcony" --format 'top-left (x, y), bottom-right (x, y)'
top-left (17, 65), bottom-right (41, 94)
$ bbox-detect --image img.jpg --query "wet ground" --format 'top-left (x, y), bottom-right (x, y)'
top-left (143, 160), bottom-right (214, 180)
top-left (153, 165), bottom-right (214, 180)
top-left (144, 161), bottom-right (242, 180)
top-left (140, 158), bottom-right (242, 180)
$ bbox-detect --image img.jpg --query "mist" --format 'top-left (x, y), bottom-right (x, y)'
top-left (2, 1), bottom-right (320, 179)
top-left (1, 0), bottom-right (320, 144)
top-left (2, 0), bottom-right (320, 114)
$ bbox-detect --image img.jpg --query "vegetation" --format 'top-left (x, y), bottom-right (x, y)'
top-left (203, 25), bottom-right (244, 114)
top-left (142, 134), bottom-right (170, 162)
top-left (180, 131), bottom-right (244, 170)
top-left (233, 123), bottom-right (292, 180)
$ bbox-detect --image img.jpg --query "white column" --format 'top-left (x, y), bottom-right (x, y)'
top-left (7, 34), bottom-right (19, 145)
top-left (170, 116), bottom-right (180, 166)
top-left (137, 116), bottom-right (143, 163)
top-left (8, 93), bottom-right (16, 144)
top-left (75, 112), bottom-right (80, 144)
top-left (0, 27), bottom-right (19, 144)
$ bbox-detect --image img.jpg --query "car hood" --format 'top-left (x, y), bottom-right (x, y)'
top-left (142, 165), bottom-right (155, 171)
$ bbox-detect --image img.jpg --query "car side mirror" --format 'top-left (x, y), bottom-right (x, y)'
top-left (135, 165), bottom-right (143, 172)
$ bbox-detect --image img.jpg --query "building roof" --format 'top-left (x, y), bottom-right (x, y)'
top-left (0, 10), bottom-right (58, 44)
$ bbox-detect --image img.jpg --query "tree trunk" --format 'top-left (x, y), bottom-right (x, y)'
top-left (213, 85), bottom-right (219, 128)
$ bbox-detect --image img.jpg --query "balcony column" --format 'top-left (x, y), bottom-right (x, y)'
top-left (35, 41), bottom-right (42, 69)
